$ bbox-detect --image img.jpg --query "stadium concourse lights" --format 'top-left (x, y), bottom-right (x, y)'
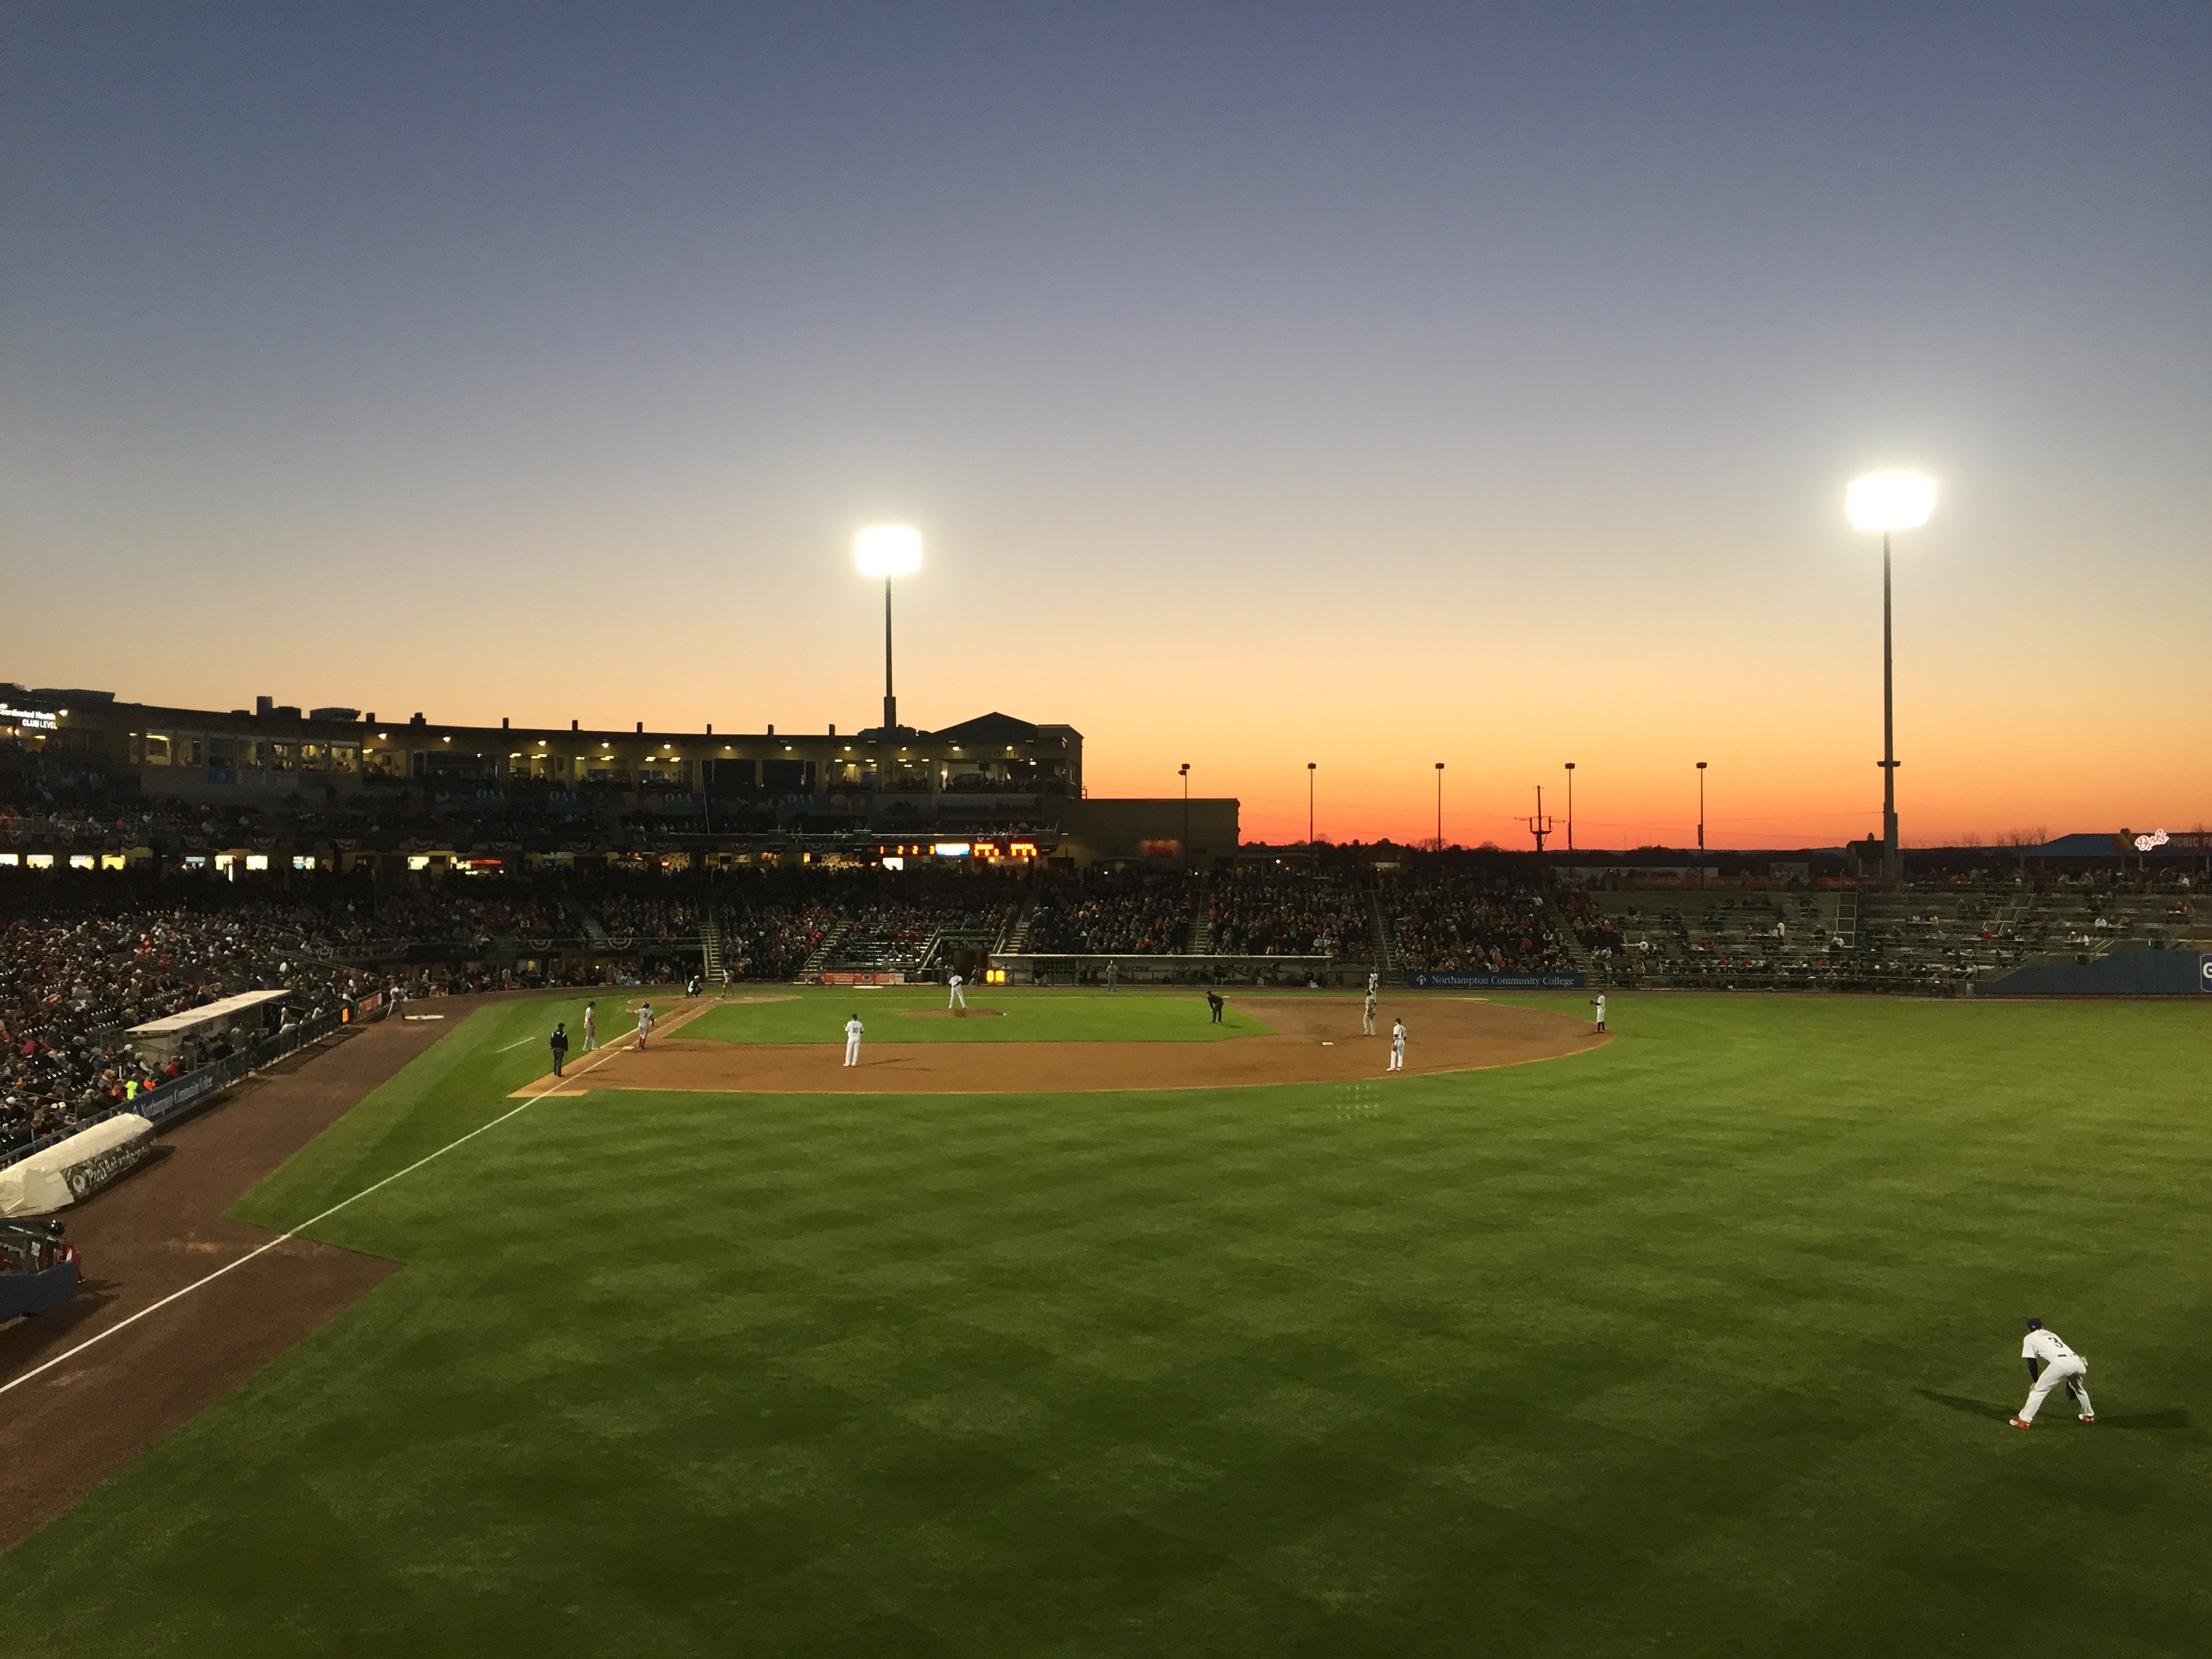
top-left (856, 525), bottom-right (922, 733)
top-left (1845, 470), bottom-right (1936, 886)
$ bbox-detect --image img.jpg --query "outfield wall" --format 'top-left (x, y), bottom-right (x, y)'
top-left (1975, 949), bottom-right (2211, 997)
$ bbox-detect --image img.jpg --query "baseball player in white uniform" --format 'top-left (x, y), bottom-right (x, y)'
top-left (843, 1014), bottom-right (864, 1067)
top-left (1590, 994), bottom-right (1606, 1033)
top-left (582, 1002), bottom-right (598, 1051)
top-left (634, 1001), bottom-right (654, 1050)
top-left (947, 972), bottom-right (966, 1010)
top-left (1362, 989), bottom-right (1377, 1036)
top-left (2012, 1319), bottom-right (2093, 1428)
top-left (1388, 1017), bottom-right (1406, 1071)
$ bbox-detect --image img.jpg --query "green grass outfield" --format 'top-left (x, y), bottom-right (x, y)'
top-left (685, 985), bottom-right (1276, 1044)
top-left (1, 991), bottom-right (2207, 1656)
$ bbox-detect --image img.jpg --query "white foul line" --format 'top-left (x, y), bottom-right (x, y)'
top-left (0, 1020), bottom-right (644, 1401)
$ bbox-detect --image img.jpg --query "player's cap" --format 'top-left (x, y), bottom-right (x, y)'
top-left (2024, 1317), bottom-right (2042, 1330)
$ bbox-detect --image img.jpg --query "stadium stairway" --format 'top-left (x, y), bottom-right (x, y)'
top-left (800, 920), bottom-right (851, 981)
top-left (1366, 893), bottom-right (1405, 986)
top-left (579, 907), bottom-right (611, 947)
top-left (1185, 913), bottom-right (1214, 955)
top-left (699, 917), bottom-right (726, 984)
top-left (997, 891), bottom-right (1042, 955)
top-left (1543, 892), bottom-right (1601, 985)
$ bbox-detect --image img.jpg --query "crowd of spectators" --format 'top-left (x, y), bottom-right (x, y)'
top-left (1389, 875), bottom-right (1570, 974)
top-left (1555, 886), bottom-right (1624, 958)
top-left (1205, 872), bottom-right (1371, 960)
top-left (0, 903), bottom-right (377, 1158)
top-left (1025, 870), bottom-right (1197, 954)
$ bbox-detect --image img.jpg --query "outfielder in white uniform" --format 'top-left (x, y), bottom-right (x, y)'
top-left (635, 1001), bottom-right (653, 1049)
top-left (947, 972), bottom-right (966, 1010)
top-left (1361, 990), bottom-right (1377, 1036)
top-left (1388, 1018), bottom-right (1406, 1071)
top-left (843, 1015), bottom-right (864, 1067)
top-left (2012, 1319), bottom-right (2093, 1427)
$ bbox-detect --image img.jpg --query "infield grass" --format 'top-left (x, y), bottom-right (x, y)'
top-left (1, 992), bottom-right (2207, 1656)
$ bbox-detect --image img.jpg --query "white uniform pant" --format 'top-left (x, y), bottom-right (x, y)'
top-left (949, 984), bottom-right (966, 1008)
top-left (2020, 1356), bottom-right (2091, 1422)
top-left (844, 1036), bottom-right (861, 1067)
top-left (1389, 1046), bottom-right (1404, 1071)
top-left (1362, 1007), bottom-right (1376, 1035)
top-left (583, 1029), bottom-right (598, 1051)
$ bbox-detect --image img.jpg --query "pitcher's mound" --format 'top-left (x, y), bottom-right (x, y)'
top-left (903, 1007), bottom-right (1007, 1019)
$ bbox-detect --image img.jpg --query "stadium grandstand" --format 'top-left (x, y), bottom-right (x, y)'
top-left (4, 682), bottom-right (2207, 1015)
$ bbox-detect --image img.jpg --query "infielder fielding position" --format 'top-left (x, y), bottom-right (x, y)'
top-left (843, 1013), bottom-right (864, 1067)
top-left (2012, 1318), bottom-right (2093, 1428)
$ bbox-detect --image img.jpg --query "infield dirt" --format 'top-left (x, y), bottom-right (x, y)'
top-left (516, 994), bottom-right (1603, 1095)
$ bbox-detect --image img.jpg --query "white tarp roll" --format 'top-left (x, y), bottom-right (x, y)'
top-left (0, 1113), bottom-right (156, 1216)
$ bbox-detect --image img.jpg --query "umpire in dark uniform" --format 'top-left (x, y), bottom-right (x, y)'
top-left (550, 1021), bottom-right (570, 1077)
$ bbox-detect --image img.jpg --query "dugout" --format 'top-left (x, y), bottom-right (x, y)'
top-left (124, 988), bottom-right (293, 1067)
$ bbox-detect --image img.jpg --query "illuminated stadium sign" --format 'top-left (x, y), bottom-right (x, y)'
top-left (2133, 829), bottom-right (2169, 853)
top-left (0, 705), bottom-right (58, 731)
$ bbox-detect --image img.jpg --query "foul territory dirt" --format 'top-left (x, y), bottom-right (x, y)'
top-left (520, 995), bottom-right (1603, 1097)
top-left (0, 1000), bottom-right (501, 1553)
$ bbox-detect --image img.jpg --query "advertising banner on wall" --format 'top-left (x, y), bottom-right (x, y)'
top-left (1404, 972), bottom-right (1586, 990)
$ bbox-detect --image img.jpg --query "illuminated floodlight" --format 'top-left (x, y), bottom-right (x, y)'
top-left (1846, 472), bottom-right (1936, 532)
top-left (855, 525), bottom-right (922, 577)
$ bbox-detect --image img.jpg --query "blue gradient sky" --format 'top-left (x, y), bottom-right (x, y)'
top-left (4, 3), bottom-right (2207, 846)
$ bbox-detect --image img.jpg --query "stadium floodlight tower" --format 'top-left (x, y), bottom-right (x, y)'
top-left (856, 525), bottom-right (922, 733)
top-left (1845, 472), bottom-right (1936, 886)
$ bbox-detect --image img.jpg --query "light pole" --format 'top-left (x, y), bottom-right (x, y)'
top-left (1846, 472), bottom-right (1936, 886)
top-left (1563, 762), bottom-right (1576, 853)
top-left (1696, 761), bottom-right (1707, 851)
top-left (1307, 762), bottom-right (1317, 848)
top-left (1179, 762), bottom-right (1191, 861)
top-left (855, 525), bottom-right (922, 733)
top-left (1435, 762), bottom-right (1444, 853)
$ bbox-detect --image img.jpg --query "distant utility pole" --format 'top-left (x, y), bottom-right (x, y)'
top-left (1179, 762), bottom-right (1191, 863)
top-left (1528, 784), bottom-right (1555, 853)
top-left (1563, 762), bottom-right (1576, 853)
top-left (1435, 762), bottom-right (1445, 853)
top-left (1307, 762), bottom-right (1317, 848)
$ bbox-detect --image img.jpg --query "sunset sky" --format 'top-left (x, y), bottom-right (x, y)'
top-left (4, 4), bottom-right (2207, 848)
